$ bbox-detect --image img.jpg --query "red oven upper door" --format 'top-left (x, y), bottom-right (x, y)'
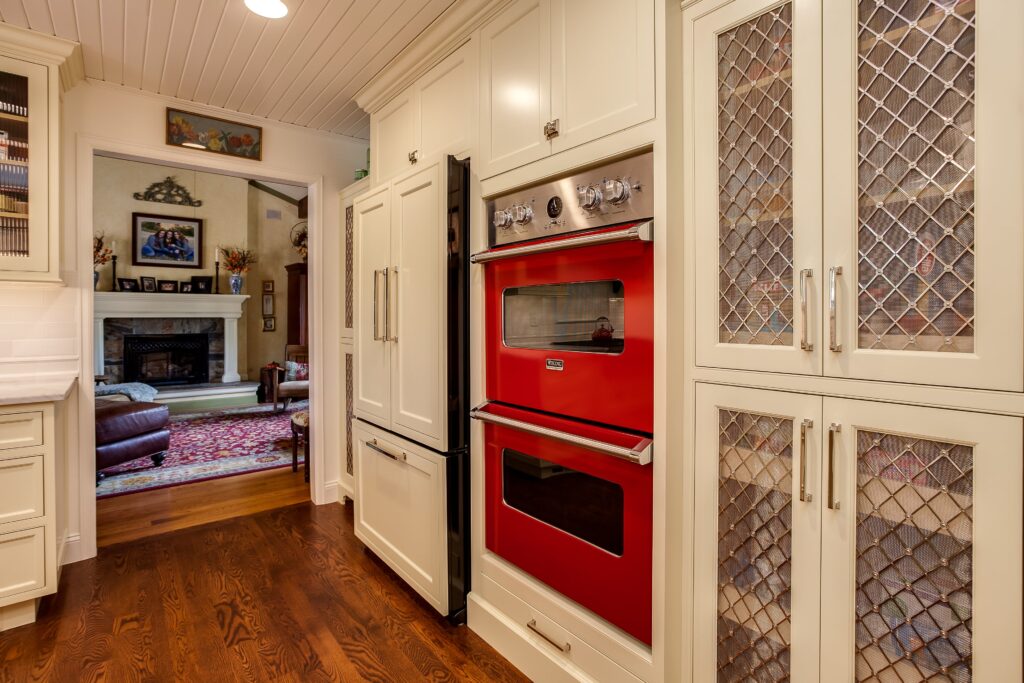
top-left (485, 224), bottom-right (654, 433)
top-left (479, 402), bottom-right (653, 645)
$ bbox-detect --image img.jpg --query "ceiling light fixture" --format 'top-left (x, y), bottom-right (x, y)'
top-left (244, 0), bottom-right (288, 19)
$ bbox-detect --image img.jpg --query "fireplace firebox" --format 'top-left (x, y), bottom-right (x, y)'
top-left (123, 334), bottom-right (210, 386)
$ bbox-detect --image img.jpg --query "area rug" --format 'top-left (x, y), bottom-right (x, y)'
top-left (96, 401), bottom-right (309, 499)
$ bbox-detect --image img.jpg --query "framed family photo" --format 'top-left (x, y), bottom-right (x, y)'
top-left (132, 213), bottom-right (203, 269)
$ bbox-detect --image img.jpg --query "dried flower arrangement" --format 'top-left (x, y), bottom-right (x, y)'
top-left (290, 222), bottom-right (308, 261)
top-left (219, 246), bottom-right (258, 274)
top-left (93, 234), bottom-right (114, 268)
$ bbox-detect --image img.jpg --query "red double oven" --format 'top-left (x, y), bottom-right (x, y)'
top-left (472, 151), bottom-right (654, 645)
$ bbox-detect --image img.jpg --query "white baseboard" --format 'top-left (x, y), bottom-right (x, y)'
top-left (0, 599), bottom-right (37, 632)
top-left (61, 533), bottom-right (93, 565)
top-left (467, 593), bottom-right (589, 683)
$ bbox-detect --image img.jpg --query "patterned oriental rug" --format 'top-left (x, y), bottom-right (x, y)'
top-left (96, 401), bottom-right (308, 499)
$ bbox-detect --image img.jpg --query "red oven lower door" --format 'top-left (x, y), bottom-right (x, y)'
top-left (485, 225), bottom-right (653, 433)
top-left (481, 403), bottom-right (653, 645)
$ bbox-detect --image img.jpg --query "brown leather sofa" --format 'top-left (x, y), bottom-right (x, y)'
top-left (95, 398), bottom-right (171, 484)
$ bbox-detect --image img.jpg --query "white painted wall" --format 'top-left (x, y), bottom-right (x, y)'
top-left (0, 78), bottom-right (366, 563)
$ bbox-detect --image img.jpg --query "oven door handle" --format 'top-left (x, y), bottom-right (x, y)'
top-left (469, 405), bottom-right (652, 465)
top-left (469, 221), bottom-right (653, 264)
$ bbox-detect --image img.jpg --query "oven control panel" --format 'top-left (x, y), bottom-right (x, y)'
top-left (486, 150), bottom-right (654, 247)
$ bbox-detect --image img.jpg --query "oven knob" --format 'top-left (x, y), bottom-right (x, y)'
top-left (605, 177), bottom-right (631, 205)
top-left (493, 208), bottom-right (513, 230)
top-left (511, 204), bottom-right (534, 225)
top-left (578, 184), bottom-right (603, 211)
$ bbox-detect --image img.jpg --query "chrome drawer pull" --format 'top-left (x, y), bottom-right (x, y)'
top-left (828, 266), bottom-right (842, 352)
top-left (828, 423), bottom-right (841, 510)
top-left (470, 404), bottom-right (652, 465)
top-left (470, 221), bottom-right (653, 264)
top-left (526, 619), bottom-right (570, 653)
top-left (800, 268), bottom-right (813, 351)
top-left (367, 439), bottom-right (406, 462)
top-left (799, 419), bottom-right (813, 502)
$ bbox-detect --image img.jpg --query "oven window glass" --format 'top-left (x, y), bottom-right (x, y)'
top-left (503, 281), bottom-right (625, 353)
top-left (502, 449), bottom-right (624, 555)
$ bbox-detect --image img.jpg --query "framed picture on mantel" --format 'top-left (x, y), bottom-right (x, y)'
top-left (131, 212), bottom-right (203, 269)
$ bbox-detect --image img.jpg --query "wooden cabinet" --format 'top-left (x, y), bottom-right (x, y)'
top-left (478, 0), bottom-right (654, 178)
top-left (353, 419), bottom-right (450, 614)
top-left (370, 43), bottom-right (476, 185)
top-left (687, 0), bottom-right (1024, 391)
top-left (353, 157), bottom-right (451, 451)
top-left (695, 383), bottom-right (1023, 682)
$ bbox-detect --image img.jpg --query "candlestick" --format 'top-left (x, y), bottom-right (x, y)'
top-left (111, 255), bottom-right (118, 291)
top-left (214, 260), bottom-right (220, 294)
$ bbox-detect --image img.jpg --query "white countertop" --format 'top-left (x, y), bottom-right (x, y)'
top-left (0, 374), bottom-right (77, 406)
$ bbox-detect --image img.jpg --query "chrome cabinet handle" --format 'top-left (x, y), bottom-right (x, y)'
top-left (828, 266), bottom-right (842, 352)
top-left (372, 269), bottom-right (383, 341)
top-left (388, 267), bottom-right (398, 342)
top-left (828, 423), bottom-right (841, 510)
top-left (471, 221), bottom-right (653, 264)
top-left (543, 119), bottom-right (560, 139)
top-left (799, 419), bottom-right (813, 502)
top-left (800, 269), bottom-right (813, 351)
top-left (382, 267), bottom-right (391, 342)
top-left (367, 439), bottom-right (406, 462)
top-left (526, 619), bottom-right (570, 653)
top-left (408, 150), bottom-right (418, 164)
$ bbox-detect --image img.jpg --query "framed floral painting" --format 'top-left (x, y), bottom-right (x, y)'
top-left (166, 108), bottom-right (262, 161)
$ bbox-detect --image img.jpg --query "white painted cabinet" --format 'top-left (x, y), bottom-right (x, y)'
top-left (370, 43), bottom-right (476, 185)
top-left (687, 0), bottom-right (1024, 391)
top-left (353, 419), bottom-right (450, 615)
top-left (695, 383), bottom-right (1023, 682)
top-left (353, 157), bottom-right (450, 451)
top-left (478, 0), bottom-right (655, 178)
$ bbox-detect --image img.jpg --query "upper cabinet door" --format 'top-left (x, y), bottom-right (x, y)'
top-left (0, 56), bottom-right (48, 274)
top-left (549, 0), bottom-right (655, 153)
top-left (478, 0), bottom-right (551, 178)
top-left (389, 160), bottom-right (448, 451)
top-left (418, 43), bottom-right (477, 161)
top-left (688, 0), bottom-right (823, 375)
top-left (371, 90), bottom-right (419, 185)
top-left (819, 397), bottom-right (1022, 682)
top-left (353, 185), bottom-right (392, 426)
top-left (822, 0), bottom-right (1024, 390)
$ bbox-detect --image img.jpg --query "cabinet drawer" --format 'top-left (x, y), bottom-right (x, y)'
top-left (0, 527), bottom-right (45, 600)
top-left (0, 456), bottom-right (43, 525)
top-left (0, 411), bottom-right (43, 453)
top-left (353, 421), bottom-right (448, 614)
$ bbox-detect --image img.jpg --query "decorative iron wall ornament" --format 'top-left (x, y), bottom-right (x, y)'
top-left (133, 176), bottom-right (203, 207)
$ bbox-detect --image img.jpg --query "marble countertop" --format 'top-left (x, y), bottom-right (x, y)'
top-left (0, 374), bottom-right (77, 406)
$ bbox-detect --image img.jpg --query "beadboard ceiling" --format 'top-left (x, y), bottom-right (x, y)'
top-left (0, 0), bottom-right (458, 140)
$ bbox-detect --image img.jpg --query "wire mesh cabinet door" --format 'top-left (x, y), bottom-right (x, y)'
top-left (687, 0), bottom-right (823, 376)
top-left (821, 0), bottom-right (1024, 390)
top-left (820, 398), bottom-right (1022, 682)
top-left (694, 383), bottom-right (823, 682)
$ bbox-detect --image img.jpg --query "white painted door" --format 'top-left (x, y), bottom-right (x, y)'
top-left (417, 42), bottom-right (477, 161)
top-left (353, 420), bottom-right (449, 614)
top-left (371, 89), bottom-right (419, 185)
top-left (549, 0), bottom-right (654, 153)
top-left (478, 0), bottom-right (551, 178)
top-left (389, 159), bottom-right (447, 451)
top-left (821, 0), bottom-right (1024, 390)
top-left (353, 185), bottom-right (391, 427)
top-left (695, 383), bottom-right (822, 682)
top-left (688, 0), bottom-right (822, 376)
top-left (819, 398), bottom-right (1022, 682)
top-left (0, 56), bottom-right (48, 274)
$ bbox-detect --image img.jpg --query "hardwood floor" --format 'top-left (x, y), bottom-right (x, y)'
top-left (97, 466), bottom-right (312, 547)
top-left (0, 503), bottom-right (528, 683)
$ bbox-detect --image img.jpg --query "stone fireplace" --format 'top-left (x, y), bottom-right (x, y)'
top-left (123, 333), bottom-right (211, 385)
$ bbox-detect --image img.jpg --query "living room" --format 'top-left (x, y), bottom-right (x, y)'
top-left (91, 154), bottom-right (315, 543)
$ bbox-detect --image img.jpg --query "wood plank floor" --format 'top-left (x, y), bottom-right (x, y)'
top-left (97, 466), bottom-right (312, 547)
top-left (0, 503), bottom-right (529, 683)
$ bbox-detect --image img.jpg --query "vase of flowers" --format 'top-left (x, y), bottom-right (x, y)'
top-left (220, 246), bottom-right (257, 294)
top-left (290, 222), bottom-right (308, 262)
top-left (93, 234), bottom-right (113, 290)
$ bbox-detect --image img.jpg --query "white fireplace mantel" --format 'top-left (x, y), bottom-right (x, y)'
top-left (93, 292), bottom-right (250, 383)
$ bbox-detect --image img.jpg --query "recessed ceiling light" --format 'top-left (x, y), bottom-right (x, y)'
top-left (244, 0), bottom-right (288, 19)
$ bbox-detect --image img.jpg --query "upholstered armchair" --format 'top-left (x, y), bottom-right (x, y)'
top-left (270, 345), bottom-right (309, 411)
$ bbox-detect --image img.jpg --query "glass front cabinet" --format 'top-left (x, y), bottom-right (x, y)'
top-left (696, 383), bottom-right (1022, 682)
top-left (0, 29), bottom-right (74, 282)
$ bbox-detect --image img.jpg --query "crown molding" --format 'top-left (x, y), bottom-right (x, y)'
top-left (355, 0), bottom-right (513, 114)
top-left (0, 22), bottom-right (84, 92)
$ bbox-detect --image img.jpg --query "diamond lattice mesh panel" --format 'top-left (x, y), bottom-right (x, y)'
top-left (855, 429), bottom-right (973, 682)
top-left (718, 409), bottom-right (793, 682)
top-left (718, 3), bottom-right (795, 346)
top-left (857, 0), bottom-right (976, 352)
